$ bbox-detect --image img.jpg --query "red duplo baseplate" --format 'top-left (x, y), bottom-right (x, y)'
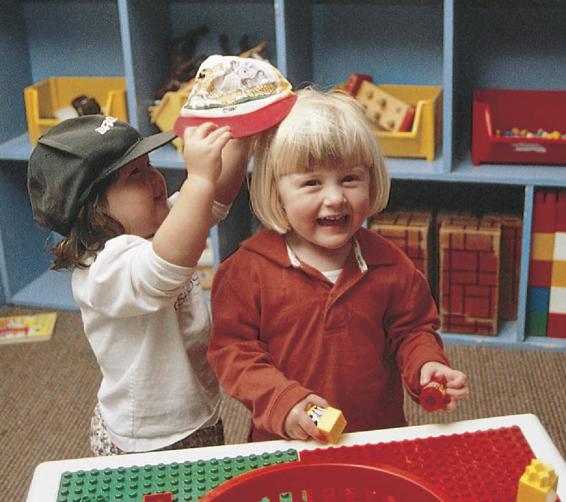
top-left (299, 426), bottom-right (535, 502)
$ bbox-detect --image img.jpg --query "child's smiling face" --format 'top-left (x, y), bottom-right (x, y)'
top-left (277, 163), bottom-right (371, 267)
top-left (103, 154), bottom-right (170, 238)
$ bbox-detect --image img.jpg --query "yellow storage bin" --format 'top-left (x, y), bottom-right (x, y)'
top-left (24, 76), bottom-right (128, 145)
top-left (375, 85), bottom-right (442, 161)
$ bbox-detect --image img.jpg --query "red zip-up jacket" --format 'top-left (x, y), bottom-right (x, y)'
top-left (208, 228), bottom-right (450, 441)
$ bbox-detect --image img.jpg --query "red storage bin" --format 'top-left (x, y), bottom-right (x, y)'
top-left (472, 88), bottom-right (566, 166)
top-left (200, 462), bottom-right (450, 501)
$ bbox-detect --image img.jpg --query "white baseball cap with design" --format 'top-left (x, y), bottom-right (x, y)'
top-left (174, 55), bottom-right (296, 138)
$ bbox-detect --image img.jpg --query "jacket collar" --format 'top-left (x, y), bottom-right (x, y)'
top-left (242, 227), bottom-right (397, 270)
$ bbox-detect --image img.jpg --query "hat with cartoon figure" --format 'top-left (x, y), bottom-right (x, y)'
top-left (174, 55), bottom-right (296, 138)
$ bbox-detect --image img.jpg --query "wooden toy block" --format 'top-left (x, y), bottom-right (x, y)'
top-left (439, 220), bottom-right (501, 335)
top-left (356, 80), bottom-right (415, 132)
top-left (307, 405), bottom-right (347, 444)
top-left (483, 214), bottom-right (522, 320)
top-left (343, 72), bottom-right (373, 97)
top-left (369, 211), bottom-right (433, 282)
top-left (516, 458), bottom-right (558, 502)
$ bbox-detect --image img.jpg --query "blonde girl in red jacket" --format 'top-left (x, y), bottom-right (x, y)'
top-left (208, 88), bottom-right (469, 442)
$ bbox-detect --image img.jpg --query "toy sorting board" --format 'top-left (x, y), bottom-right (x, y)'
top-left (56, 426), bottom-right (536, 502)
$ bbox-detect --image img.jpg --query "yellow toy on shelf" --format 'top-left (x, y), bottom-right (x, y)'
top-left (516, 458), bottom-right (558, 502)
top-left (344, 73), bottom-right (442, 161)
top-left (24, 77), bottom-right (127, 145)
top-left (307, 405), bottom-right (347, 444)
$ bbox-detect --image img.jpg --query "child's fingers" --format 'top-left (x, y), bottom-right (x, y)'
top-left (446, 371), bottom-right (467, 389)
top-left (287, 425), bottom-right (309, 441)
top-left (300, 415), bottom-right (327, 443)
top-left (306, 394), bottom-right (330, 409)
top-left (205, 125), bottom-right (232, 145)
top-left (446, 386), bottom-right (469, 400)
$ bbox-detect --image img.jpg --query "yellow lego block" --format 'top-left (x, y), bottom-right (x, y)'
top-left (551, 260), bottom-right (566, 288)
top-left (516, 458), bottom-right (558, 502)
top-left (531, 232), bottom-right (556, 261)
top-left (307, 405), bottom-right (347, 444)
top-left (356, 80), bottom-right (415, 133)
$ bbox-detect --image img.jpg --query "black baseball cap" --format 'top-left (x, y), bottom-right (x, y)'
top-left (28, 115), bottom-right (175, 236)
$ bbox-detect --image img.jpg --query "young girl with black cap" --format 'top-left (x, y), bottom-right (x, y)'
top-left (28, 115), bottom-right (249, 455)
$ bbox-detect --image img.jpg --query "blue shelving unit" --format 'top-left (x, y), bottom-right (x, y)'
top-left (0, 0), bottom-right (565, 351)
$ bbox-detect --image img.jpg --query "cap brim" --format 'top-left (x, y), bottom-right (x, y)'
top-left (119, 129), bottom-right (176, 168)
top-left (95, 129), bottom-right (176, 183)
top-left (174, 94), bottom-right (297, 138)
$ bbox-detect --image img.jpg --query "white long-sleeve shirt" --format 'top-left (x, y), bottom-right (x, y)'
top-left (72, 197), bottom-right (226, 452)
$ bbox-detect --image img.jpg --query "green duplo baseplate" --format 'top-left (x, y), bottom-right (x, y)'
top-left (57, 449), bottom-right (299, 501)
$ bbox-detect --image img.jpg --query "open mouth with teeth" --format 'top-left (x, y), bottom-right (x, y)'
top-left (317, 215), bottom-right (348, 226)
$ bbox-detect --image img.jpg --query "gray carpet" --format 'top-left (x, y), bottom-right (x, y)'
top-left (0, 306), bottom-right (564, 502)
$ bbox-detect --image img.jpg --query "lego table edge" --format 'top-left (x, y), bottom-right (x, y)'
top-left (26, 414), bottom-right (565, 502)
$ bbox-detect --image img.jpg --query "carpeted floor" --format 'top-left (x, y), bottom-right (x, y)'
top-left (1, 305), bottom-right (565, 502)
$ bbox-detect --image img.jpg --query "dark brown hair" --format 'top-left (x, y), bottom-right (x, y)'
top-left (51, 172), bottom-right (124, 270)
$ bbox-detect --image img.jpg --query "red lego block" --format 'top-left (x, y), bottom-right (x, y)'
top-left (419, 378), bottom-right (449, 412)
top-left (547, 312), bottom-right (566, 339)
top-left (532, 190), bottom-right (558, 233)
top-left (528, 260), bottom-right (554, 288)
top-left (555, 190), bottom-right (566, 232)
top-left (299, 426), bottom-right (535, 502)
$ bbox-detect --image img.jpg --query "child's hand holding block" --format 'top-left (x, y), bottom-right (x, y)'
top-left (307, 405), bottom-right (347, 444)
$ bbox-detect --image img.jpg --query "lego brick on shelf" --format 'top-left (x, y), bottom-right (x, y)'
top-left (439, 218), bottom-right (501, 335)
top-left (526, 288), bottom-right (550, 338)
top-left (471, 88), bottom-right (566, 166)
top-left (526, 190), bottom-right (560, 337)
top-left (548, 192), bottom-right (566, 338)
top-left (24, 77), bottom-right (128, 145)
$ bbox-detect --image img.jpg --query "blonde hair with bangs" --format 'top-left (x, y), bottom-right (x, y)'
top-left (251, 87), bottom-right (390, 234)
